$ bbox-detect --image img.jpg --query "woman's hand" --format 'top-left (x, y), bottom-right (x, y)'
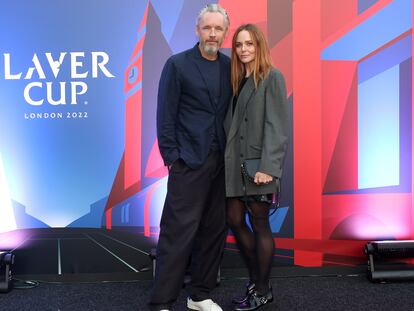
top-left (254, 172), bottom-right (273, 185)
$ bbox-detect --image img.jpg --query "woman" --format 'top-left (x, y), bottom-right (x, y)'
top-left (224, 24), bottom-right (289, 311)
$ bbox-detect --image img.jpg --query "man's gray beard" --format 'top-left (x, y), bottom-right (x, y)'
top-left (203, 45), bottom-right (218, 55)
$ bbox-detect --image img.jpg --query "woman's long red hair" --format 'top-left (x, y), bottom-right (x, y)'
top-left (231, 24), bottom-right (273, 96)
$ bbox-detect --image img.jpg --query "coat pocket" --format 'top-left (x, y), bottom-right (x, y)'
top-left (249, 144), bottom-right (262, 157)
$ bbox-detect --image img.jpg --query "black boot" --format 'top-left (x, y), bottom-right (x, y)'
top-left (231, 282), bottom-right (255, 305)
top-left (233, 288), bottom-right (273, 311)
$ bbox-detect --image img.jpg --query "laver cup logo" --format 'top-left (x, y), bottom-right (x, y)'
top-left (3, 52), bottom-right (115, 106)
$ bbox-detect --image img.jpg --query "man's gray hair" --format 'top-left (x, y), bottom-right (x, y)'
top-left (197, 3), bottom-right (229, 28)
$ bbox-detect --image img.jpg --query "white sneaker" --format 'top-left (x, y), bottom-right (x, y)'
top-left (187, 297), bottom-right (222, 311)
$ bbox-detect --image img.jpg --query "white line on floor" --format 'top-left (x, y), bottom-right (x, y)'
top-left (83, 233), bottom-right (139, 272)
top-left (98, 232), bottom-right (150, 256)
top-left (57, 238), bottom-right (62, 275)
top-left (29, 237), bottom-right (88, 240)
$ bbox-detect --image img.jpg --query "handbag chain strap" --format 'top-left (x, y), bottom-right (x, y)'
top-left (240, 165), bottom-right (280, 219)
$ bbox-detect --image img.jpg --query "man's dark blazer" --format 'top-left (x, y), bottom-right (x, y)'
top-left (157, 44), bottom-right (232, 169)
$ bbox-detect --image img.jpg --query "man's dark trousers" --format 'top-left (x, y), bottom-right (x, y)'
top-left (149, 152), bottom-right (227, 310)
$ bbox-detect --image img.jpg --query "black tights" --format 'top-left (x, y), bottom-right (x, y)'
top-left (226, 197), bottom-right (274, 295)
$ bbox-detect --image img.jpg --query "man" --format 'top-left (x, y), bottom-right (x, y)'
top-left (149, 4), bottom-right (231, 311)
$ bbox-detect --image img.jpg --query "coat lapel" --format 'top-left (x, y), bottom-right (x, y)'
top-left (226, 76), bottom-right (255, 143)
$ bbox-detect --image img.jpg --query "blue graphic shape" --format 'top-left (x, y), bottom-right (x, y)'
top-left (12, 200), bottom-right (49, 229)
top-left (68, 197), bottom-right (108, 228)
top-left (245, 206), bottom-right (289, 234)
top-left (359, 35), bottom-right (412, 84)
top-left (358, 65), bottom-right (399, 189)
top-left (358, 0), bottom-right (380, 14)
top-left (151, 0), bottom-right (185, 42)
top-left (270, 206), bottom-right (289, 233)
top-left (321, 0), bottom-right (411, 60)
top-left (398, 58), bottom-right (412, 193)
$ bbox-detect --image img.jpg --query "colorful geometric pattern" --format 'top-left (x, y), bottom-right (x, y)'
top-left (2, 0), bottom-right (410, 269)
top-left (102, 0), bottom-right (413, 267)
top-left (319, 0), bottom-right (413, 266)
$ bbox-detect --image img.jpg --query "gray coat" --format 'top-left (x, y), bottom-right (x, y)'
top-left (224, 68), bottom-right (289, 197)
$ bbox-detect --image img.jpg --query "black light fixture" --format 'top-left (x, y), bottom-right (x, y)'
top-left (364, 240), bottom-right (414, 282)
top-left (0, 251), bottom-right (14, 293)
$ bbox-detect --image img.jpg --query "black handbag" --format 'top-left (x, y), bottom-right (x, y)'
top-left (241, 158), bottom-right (261, 183)
top-left (240, 158), bottom-right (279, 218)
